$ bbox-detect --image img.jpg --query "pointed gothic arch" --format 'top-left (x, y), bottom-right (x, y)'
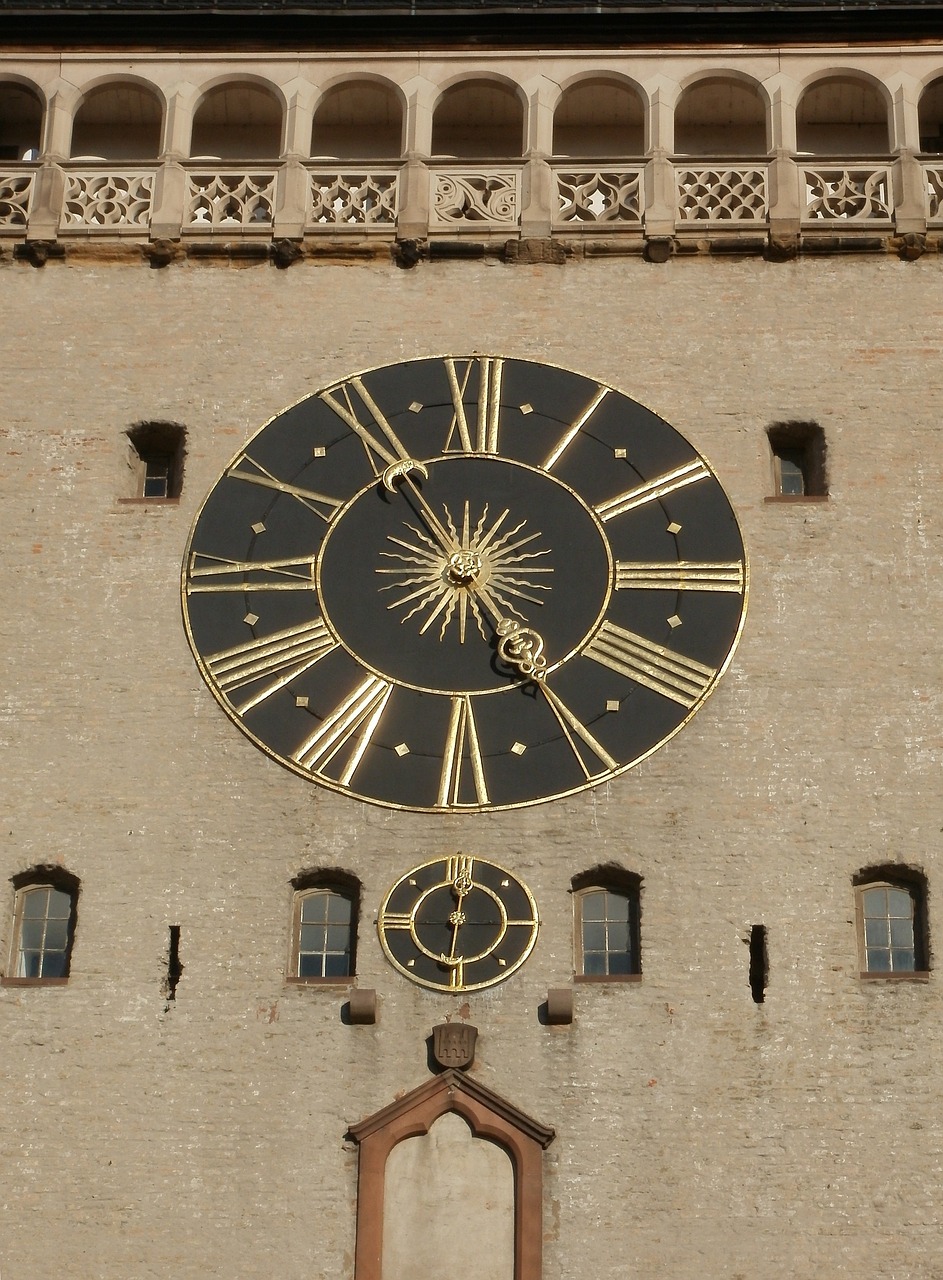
top-left (348, 1069), bottom-right (554, 1280)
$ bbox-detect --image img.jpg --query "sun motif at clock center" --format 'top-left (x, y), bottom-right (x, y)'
top-left (376, 500), bottom-right (554, 644)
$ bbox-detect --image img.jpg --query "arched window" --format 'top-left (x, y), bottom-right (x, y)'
top-left (70, 83), bottom-right (163, 160)
top-left (7, 870), bottom-right (79, 983)
top-left (855, 869), bottom-right (929, 976)
top-left (290, 873), bottom-right (359, 980)
top-left (190, 82), bottom-right (282, 160)
top-left (675, 76), bottom-right (767, 156)
top-left (311, 81), bottom-right (403, 159)
top-left (796, 76), bottom-right (890, 156)
top-left (431, 80), bottom-right (524, 158)
top-left (0, 82), bottom-right (43, 160)
top-left (572, 869), bottom-right (641, 979)
top-left (553, 78), bottom-right (645, 157)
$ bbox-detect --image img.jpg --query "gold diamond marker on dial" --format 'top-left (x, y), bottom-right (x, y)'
top-left (295, 695), bottom-right (309, 708)
top-left (510, 742), bottom-right (527, 756)
top-left (668, 614), bottom-right (682, 628)
top-left (395, 743), bottom-right (410, 757)
top-left (519, 403), bottom-right (533, 415)
top-left (243, 612), bottom-right (259, 626)
top-left (409, 401), bottom-right (423, 413)
top-left (614, 448), bottom-right (627, 459)
top-left (251, 521), bottom-right (266, 534)
top-left (312, 446), bottom-right (326, 458)
top-left (606, 699), bottom-right (620, 712)
top-left (667, 521), bottom-right (682, 534)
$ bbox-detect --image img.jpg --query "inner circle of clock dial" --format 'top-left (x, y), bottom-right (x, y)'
top-left (317, 456), bottom-right (613, 696)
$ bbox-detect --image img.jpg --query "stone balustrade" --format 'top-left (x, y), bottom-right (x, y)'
top-left (1, 153), bottom-right (940, 249)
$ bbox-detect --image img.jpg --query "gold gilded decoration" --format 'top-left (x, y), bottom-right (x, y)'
top-left (182, 354), bottom-right (748, 814)
top-left (377, 855), bottom-right (540, 993)
top-left (378, 499), bottom-right (552, 644)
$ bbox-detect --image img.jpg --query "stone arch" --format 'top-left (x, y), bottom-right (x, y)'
top-left (0, 78), bottom-right (44, 159)
top-left (674, 73), bottom-right (769, 156)
top-left (348, 1069), bottom-right (554, 1280)
top-left (796, 72), bottom-right (891, 155)
top-left (311, 77), bottom-right (404, 159)
top-left (69, 79), bottom-right (164, 160)
top-left (431, 77), bottom-right (526, 157)
top-left (552, 74), bottom-right (646, 156)
top-left (190, 78), bottom-right (285, 159)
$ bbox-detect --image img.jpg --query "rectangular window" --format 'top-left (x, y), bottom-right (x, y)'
top-left (767, 422), bottom-right (828, 498)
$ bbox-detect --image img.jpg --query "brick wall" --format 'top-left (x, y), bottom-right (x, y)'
top-left (1, 251), bottom-right (941, 1279)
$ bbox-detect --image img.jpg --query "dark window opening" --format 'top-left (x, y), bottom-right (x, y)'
top-left (749, 925), bottom-right (767, 1003)
top-left (767, 421), bottom-right (828, 498)
top-left (127, 421), bottom-right (186, 499)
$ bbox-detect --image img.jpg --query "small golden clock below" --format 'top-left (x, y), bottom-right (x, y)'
top-left (377, 855), bottom-right (539, 992)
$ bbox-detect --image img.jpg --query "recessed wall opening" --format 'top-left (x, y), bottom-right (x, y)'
top-left (431, 81), bottom-right (524, 158)
top-left (553, 78), bottom-right (645, 156)
top-left (749, 925), bottom-right (768, 1003)
top-left (796, 76), bottom-right (890, 155)
top-left (126, 420), bottom-right (186, 499)
top-left (0, 83), bottom-right (43, 160)
top-left (674, 77), bottom-right (767, 156)
top-left (165, 925), bottom-right (183, 1000)
top-left (311, 81), bottom-right (403, 159)
top-left (919, 77), bottom-right (943, 152)
top-left (70, 83), bottom-right (163, 160)
top-left (767, 421), bottom-right (828, 497)
top-left (190, 83), bottom-right (283, 159)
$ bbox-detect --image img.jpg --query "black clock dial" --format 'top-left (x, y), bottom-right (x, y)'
top-left (182, 355), bottom-right (748, 812)
top-left (377, 855), bottom-right (540, 992)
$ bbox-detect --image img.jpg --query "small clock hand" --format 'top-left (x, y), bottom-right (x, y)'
top-left (443, 869), bottom-right (472, 963)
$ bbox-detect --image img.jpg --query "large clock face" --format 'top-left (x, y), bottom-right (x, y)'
top-left (182, 355), bottom-right (747, 812)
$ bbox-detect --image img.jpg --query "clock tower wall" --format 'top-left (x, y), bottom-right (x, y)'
top-left (0, 242), bottom-right (942, 1278)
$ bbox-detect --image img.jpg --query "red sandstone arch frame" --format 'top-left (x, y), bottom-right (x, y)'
top-left (347, 1069), bottom-right (555, 1280)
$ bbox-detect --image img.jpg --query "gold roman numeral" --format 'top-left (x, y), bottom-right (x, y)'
top-left (320, 376), bottom-right (410, 473)
top-left (205, 618), bottom-right (338, 715)
top-left (226, 454), bottom-right (343, 522)
top-left (594, 459), bottom-right (711, 523)
top-left (293, 674), bottom-right (393, 783)
top-left (539, 681), bottom-right (619, 779)
top-left (438, 696), bottom-right (489, 808)
top-left (542, 384), bottom-right (610, 471)
top-left (381, 912), bottom-right (413, 930)
top-left (583, 621), bottom-right (716, 708)
top-left (187, 553), bottom-right (317, 593)
top-left (443, 357), bottom-right (504, 453)
top-left (446, 854), bottom-right (475, 884)
top-left (615, 561), bottom-right (744, 593)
